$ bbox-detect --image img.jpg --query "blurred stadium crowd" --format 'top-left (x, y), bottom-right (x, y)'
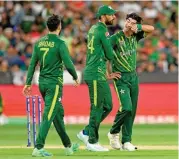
top-left (0, 1), bottom-right (178, 85)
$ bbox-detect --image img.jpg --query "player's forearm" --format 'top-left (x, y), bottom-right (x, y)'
top-left (25, 56), bottom-right (38, 85)
top-left (66, 65), bottom-right (78, 80)
top-left (25, 63), bottom-right (36, 85)
top-left (110, 34), bottom-right (117, 47)
top-left (141, 24), bottom-right (154, 33)
top-left (59, 42), bottom-right (78, 80)
top-left (103, 41), bottom-right (114, 60)
top-left (100, 30), bottom-right (114, 60)
top-left (106, 61), bottom-right (111, 79)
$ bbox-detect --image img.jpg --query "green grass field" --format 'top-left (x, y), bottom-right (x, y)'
top-left (0, 123), bottom-right (178, 159)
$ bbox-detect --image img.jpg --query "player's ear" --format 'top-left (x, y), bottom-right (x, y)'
top-left (57, 25), bottom-right (61, 31)
top-left (57, 24), bottom-right (61, 35)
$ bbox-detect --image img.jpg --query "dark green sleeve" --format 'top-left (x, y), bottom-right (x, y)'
top-left (135, 31), bottom-right (145, 42)
top-left (110, 34), bottom-right (117, 47)
top-left (99, 29), bottom-right (114, 60)
top-left (26, 44), bottom-right (38, 85)
top-left (59, 42), bottom-right (78, 80)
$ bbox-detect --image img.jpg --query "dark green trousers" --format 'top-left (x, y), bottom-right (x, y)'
top-left (110, 71), bottom-right (139, 143)
top-left (36, 83), bottom-right (71, 149)
top-left (84, 80), bottom-right (112, 144)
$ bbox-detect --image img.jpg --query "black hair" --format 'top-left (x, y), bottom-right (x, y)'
top-left (126, 13), bottom-right (143, 24)
top-left (46, 14), bottom-right (61, 32)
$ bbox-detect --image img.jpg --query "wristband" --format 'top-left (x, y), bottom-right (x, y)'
top-left (137, 24), bottom-right (142, 32)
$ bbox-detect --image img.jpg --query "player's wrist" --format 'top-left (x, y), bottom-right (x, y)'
top-left (137, 24), bottom-right (142, 32)
top-left (25, 84), bottom-right (31, 87)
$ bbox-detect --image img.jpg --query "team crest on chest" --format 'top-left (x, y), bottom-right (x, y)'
top-left (105, 32), bottom-right (109, 37)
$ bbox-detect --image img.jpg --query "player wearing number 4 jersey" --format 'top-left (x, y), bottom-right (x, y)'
top-left (23, 15), bottom-right (79, 157)
top-left (77, 5), bottom-right (120, 152)
top-left (108, 13), bottom-right (154, 151)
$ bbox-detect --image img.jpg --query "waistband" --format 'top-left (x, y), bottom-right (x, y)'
top-left (120, 71), bottom-right (137, 75)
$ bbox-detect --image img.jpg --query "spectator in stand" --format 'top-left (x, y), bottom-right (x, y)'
top-left (0, 1), bottom-right (177, 85)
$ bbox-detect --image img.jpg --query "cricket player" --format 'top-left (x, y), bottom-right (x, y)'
top-left (23, 15), bottom-right (79, 157)
top-left (107, 13), bottom-right (154, 151)
top-left (77, 5), bottom-right (120, 152)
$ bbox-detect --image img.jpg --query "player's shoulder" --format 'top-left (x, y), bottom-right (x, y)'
top-left (34, 35), bottom-right (47, 45)
top-left (91, 23), bottom-right (106, 32)
top-left (115, 30), bottom-right (124, 37)
top-left (97, 24), bottom-right (106, 32)
top-left (38, 35), bottom-right (48, 42)
top-left (58, 38), bottom-right (66, 45)
top-left (55, 38), bottom-right (68, 48)
top-left (110, 30), bottom-right (123, 40)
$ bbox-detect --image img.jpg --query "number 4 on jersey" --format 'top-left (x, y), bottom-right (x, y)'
top-left (87, 35), bottom-right (94, 54)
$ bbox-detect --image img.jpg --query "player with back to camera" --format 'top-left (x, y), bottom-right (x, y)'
top-left (23, 14), bottom-right (79, 157)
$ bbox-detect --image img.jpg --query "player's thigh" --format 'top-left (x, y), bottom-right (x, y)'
top-left (85, 80), bottom-right (105, 108)
top-left (43, 84), bottom-right (62, 121)
top-left (39, 83), bottom-right (46, 100)
top-left (100, 81), bottom-right (112, 110)
top-left (130, 75), bottom-right (139, 106)
top-left (114, 81), bottom-right (132, 111)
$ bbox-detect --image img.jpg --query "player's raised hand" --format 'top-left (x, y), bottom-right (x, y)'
top-left (74, 79), bottom-right (80, 87)
top-left (23, 85), bottom-right (32, 96)
top-left (107, 72), bottom-right (121, 80)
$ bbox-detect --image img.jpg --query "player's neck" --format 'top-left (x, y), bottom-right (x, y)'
top-left (49, 31), bottom-right (59, 35)
top-left (98, 20), bottom-right (106, 26)
top-left (123, 28), bottom-right (133, 37)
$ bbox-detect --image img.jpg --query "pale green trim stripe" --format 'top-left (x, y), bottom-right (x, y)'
top-left (48, 85), bottom-right (59, 121)
top-left (58, 77), bottom-right (63, 85)
top-left (129, 37), bottom-right (133, 50)
top-left (121, 36), bottom-right (128, 59)
top-left (93, 80), bottom-right (97, 106)
top-left (114, 53), bottom-right (131, 72)
top-left (144, 32), bottom-right (147, 37)
top-left (120, 54), bottom-right (132, 71)
top-left (118, 37), bottom-right (128, 60)
top-left (113, 81), bottom-right (122, 111)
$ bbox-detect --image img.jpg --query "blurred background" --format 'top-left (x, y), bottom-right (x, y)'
top-left (0, 1), bottom-right (178, 125)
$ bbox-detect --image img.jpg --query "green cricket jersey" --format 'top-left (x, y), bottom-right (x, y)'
top-left (110, 30), bottom-right (145, 72)
top-left (84, 22), bottom-right (114, 81)
top-left (26, 34), bottom-right (77, 85)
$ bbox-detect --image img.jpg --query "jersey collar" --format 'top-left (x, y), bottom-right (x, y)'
top-left (98, 21), bottom-right (107, 28)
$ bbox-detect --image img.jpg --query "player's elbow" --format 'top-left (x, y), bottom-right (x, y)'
top-left (106, 54), bottom-right (114, 61)
top-left (150, 26), bottom-right (155, 32)
top-left (147, 26), bottom-right (155, 33)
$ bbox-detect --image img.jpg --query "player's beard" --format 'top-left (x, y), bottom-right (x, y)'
top-left (105, 19), bottom-right (114, 25)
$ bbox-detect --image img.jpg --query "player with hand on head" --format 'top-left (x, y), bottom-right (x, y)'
top-left (23, 14), bottom-right (79, 157)
top-left (77, 5), bottom-right (120, 152)
top-left (108, 13), bottom-right (154, 151)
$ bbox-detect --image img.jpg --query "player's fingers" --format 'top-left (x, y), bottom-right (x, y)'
top-left (113, 73), bottom-right (121, 79)
top-left (23, 90), bottom-right (28, 96)
top-left (114, 75), bottom-right (120, 79)
top-left (74, 80), bottom-right (79, 87)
